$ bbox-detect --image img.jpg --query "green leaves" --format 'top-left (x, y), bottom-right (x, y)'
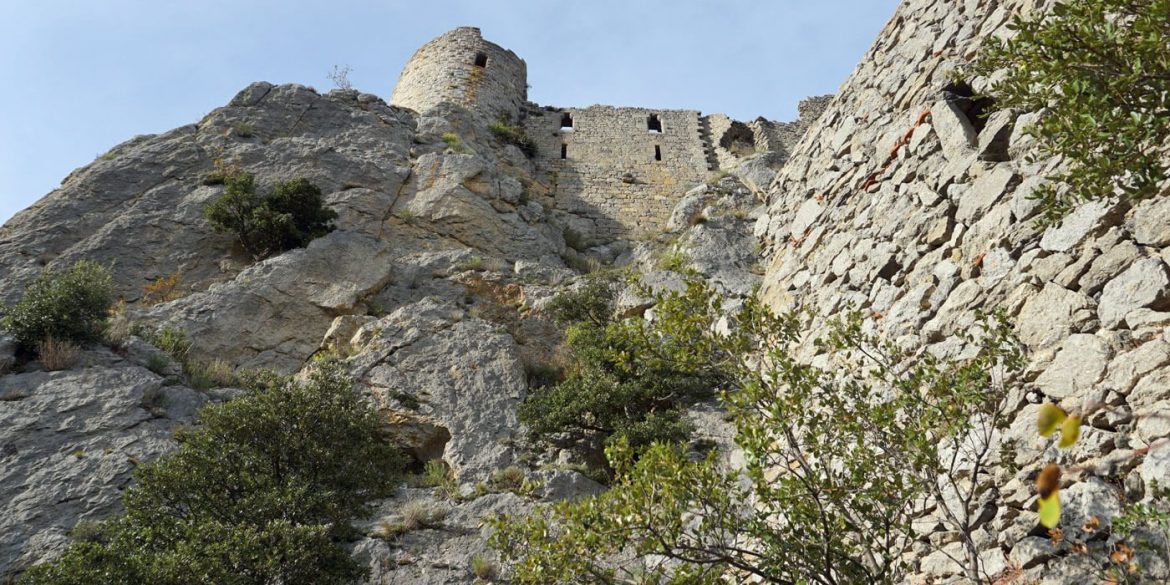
top-left (204, 172), bottom-right (337, 260)
top-left (971, 0), bottom-right (1170, 225)
top-left (1, 259), bottom-right (113, 353)
top-left (20, 364), bottom-right (405, 584)
top-left (521, 277), bottom-right (733, 471)
top-left (497, 287), bottom-right (1024, 584)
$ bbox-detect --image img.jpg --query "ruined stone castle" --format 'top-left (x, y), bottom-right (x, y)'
top-left (390, 26), bottom-right (827, 242)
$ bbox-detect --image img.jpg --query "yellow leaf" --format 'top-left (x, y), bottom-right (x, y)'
top-left (1037, 463), bottom-right (1062, 528)
top-left (1038, 493), bottom-right (1061, 528)
top-left (1059, 415), bottom-right (1082, 448)
top-left (1038, 403), bottom-right (1067, 437)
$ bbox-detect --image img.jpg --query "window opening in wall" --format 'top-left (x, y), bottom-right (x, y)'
top-left (560, 112), bottom-right (573, 129)
top-left (561, 144), bottom-right (568, 159)
top-left (474, 52), bottom-right (488, 68)
top-left (647, 114), bottom-right (662, 133)
top-left (654, 145), bottom-right (662, 161)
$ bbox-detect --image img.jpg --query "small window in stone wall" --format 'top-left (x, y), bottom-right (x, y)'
top-left (654, 145), bottom-right (662, 161)
top-left (560, 112), bottom-right (573, 129)
top-left (561, 144), bottom-right (568, 159)
top-left (647, 114), bottom-right (662, 133)
top-left (474, 52), bottom-right (488, 68)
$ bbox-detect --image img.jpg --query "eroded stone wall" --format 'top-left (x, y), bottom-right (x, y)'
top-left (525, 106), bottom-right (710, 242)
top-left (757, 0), bottom-right (1170, 581)
top-left (390, 27), bottom-right (527, 122)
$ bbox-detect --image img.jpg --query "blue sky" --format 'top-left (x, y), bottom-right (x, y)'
top-left (0, 0), bottom-right (899, 225)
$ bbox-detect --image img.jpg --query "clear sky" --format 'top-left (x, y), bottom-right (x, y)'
top-left (0, 0), bottom-right (900, 226)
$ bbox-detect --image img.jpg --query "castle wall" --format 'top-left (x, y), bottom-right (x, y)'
top-left (525, 106), bottom-right (710, 242)
top-left (390, 27), bottom-right (527, 122)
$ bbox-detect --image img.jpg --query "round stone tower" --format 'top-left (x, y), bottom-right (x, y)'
top-left (390, 27), bottom-right (527, 122)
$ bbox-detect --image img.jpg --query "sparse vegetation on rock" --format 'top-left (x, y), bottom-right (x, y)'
top-left (1, 259), bottom-right (113, 355)
top-left (18, 364), bottom-right (406, 585)
top-left (520, 276), bottom-right (734, 476)
top-left (495, 293), bottom-right (1024, 584)
top-left (972, 0), bottom-right (1170, 224)
top-left (204, 172), bottom-right (337, 260)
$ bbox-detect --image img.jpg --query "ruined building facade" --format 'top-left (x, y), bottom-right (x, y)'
top-left (390, 27), bottom-right (827, 242)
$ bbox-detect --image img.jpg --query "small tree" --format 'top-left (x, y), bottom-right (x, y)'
top-left (327, 64), bottom-right (353, 90)
top-left (204, 172), bottom-right (337, 260)
top-left (493, 289), bottom-right (1023, 584)
top-left (1, 259), bottom-right (113, 353)
top-left (20, 364), bottom-right (406, 584)
top-left (971, 0), bottom-right (1170, 224)
top-left (520, 277), bottom-right (734, 473)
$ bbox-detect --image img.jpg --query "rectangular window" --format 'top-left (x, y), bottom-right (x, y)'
top-left (647, 114), bottom-right (662, 133)
top-left (654, 145), bottom-right (662, 161)
top-left (474, 52), bottom-right (488, 68)
top-left (561, 144), bottom-right (568, 159)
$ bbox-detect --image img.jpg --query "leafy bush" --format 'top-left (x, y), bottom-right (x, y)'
top-left (488, 120), bottom-right (537, 158)
top-left (971, 0), bottom-right (1170, 224)
top-left (204, 172), bottom-right (337, 260)
top-left (493, 292), bottom-right (1024, 584)
top-left (20, 364), bottom-right (406, 585)
top-left (2, 260), bottom-right (113, 353)
top-left (520, 277), bottom-right (733, 470)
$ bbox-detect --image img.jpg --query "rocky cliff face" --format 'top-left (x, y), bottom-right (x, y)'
top-left (757, 0), bottom-right (1170, 581)
top-left (0, 74), bottom-right (798, 579)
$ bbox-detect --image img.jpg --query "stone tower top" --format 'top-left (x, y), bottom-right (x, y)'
top-left (390, 27), bottom-right (528, 122)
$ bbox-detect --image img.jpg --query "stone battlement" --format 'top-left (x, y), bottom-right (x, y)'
top-left (391, 28), bottom-right (826, 242)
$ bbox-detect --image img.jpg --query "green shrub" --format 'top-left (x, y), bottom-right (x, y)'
top-left (493, 299), bottom-right (1024, 585)
top-left (20, 364), bottom-right (406, 585)
top-left (520, 277), bottom-right (733, 471)
top-left (2, 260), bottom-right (113, 353)
top-left (971, 0), bottom-right (1170, 224)
top-left (204, 172), bottom-right (337, 260)
top-left (488, 120), bottom-right (537, 158)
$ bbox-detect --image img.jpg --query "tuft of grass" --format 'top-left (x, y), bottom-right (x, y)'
top-left (396, 208), bottom-right (420, 226)
top-left (399, 500), bottom-right (447, 531)
top-left (488, 120), bottom-right (537, 158)
top-left (657, 250), bottom-right (691, 272)
top-left (470, 554), bottom-right (498, 581)
top-left (370, 518), bottom-right (407, 541)
top-left (38, 337), bottom-right (79, 371)
top-left (487, 466), bottom-right (526, 492)
top-left (232, 121), bottom-right (254, 138)
top-left (187, 359), bottom-right (237, 390)
top-left (441, 132), bottom-right (466, 153)
top-left (561, 251), bottom-right (599, 274)
top-left (145, 353), bottom-right (171, 376)
top-left (105, 301), bottom-right (131, 348)
top-left (455, 256), bottom-right (485, 272)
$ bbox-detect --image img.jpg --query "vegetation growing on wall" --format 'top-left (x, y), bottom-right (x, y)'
top-left (488, 119), bottom-right (537, 158)
top-left (972, 0), bottom-right (1170, 224)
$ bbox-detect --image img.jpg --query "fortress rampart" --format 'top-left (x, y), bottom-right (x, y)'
top-left (391, 28), bottom-right (822, 242)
